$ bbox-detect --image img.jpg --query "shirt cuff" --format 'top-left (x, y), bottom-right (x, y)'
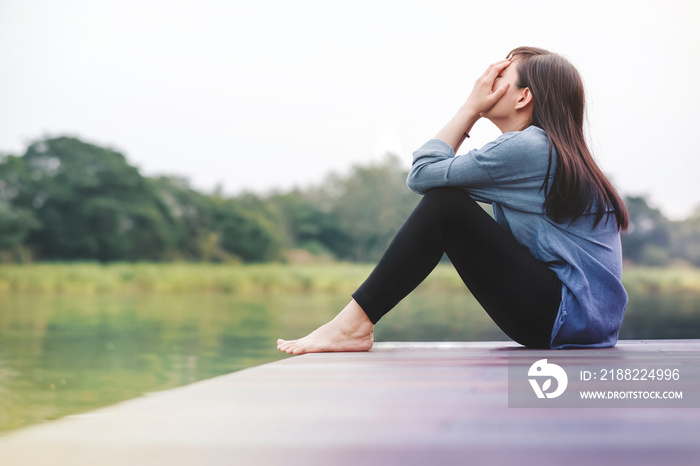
top-left (412, 138), bottom-right (456, 162)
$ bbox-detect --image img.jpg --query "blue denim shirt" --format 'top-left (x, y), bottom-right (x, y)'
top-left (407, 126), bottom-right (628, 349)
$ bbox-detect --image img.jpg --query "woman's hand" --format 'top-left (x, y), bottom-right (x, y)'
top-left (433, 59), bottom-right (512, 153)
top-left (463, 59), bottom-right (511, 115)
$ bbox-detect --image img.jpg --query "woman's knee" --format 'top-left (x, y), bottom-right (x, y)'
top-left (424, 186), bottom-right (465, 199)
top-left (421, 188), bottom-right (483, 221)
top-left (422, 187), bottom-right (478, 207)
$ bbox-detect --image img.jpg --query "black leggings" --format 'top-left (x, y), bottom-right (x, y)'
top-left (351, 187), bottom-right (562, 349)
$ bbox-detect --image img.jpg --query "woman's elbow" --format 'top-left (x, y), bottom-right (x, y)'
top-left (406, 171), bottom-right (427, 195)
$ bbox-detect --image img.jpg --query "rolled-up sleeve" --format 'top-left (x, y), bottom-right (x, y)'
top-left (406, 139), bottom-right (494, 195)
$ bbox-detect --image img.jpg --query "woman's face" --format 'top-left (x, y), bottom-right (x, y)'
top-left (482, 59), bottom-right (529, 123)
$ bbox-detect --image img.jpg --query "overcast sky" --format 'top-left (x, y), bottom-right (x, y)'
top-left (1, 0), bottom-right (699, 219)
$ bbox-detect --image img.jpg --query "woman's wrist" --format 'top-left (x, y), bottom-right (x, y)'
top-left (434, 106), bottom-right (481, 153)
top-left (458, 105), bottom-right (481, 135)
top-left (450, 105), bottom-right (481, 134)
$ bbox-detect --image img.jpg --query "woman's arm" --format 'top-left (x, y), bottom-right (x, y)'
top-left (434, 59), bottom-right (512, 153)
top-left (406, 138), bottom-right (492, 196)
top-left (433, 107), bottom-right (481, 154)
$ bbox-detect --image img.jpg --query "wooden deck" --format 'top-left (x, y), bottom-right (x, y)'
top-left (1, 340), bottom-right (699, 465)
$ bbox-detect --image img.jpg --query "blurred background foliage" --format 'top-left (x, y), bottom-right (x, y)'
top-left (1, 135), bottom-right (699, 267)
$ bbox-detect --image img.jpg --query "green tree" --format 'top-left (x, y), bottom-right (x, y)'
top-left (152, 176), bottom-right (220, 260)
top-left (323, 154), bottom-right (420, 262)
top-left (622, 196), bottom-right (673, 266)
top-left (12, 137), bottom-right (177, 261)
top-left (153, 178), bottom-right (284, 262)
top-left (0, 154), bottom-right (42, 260)
top-left (211, 198), bottom-right (284, 262)
top-left (672, 207), bottom-right (700, 267)
top-left (267, 189), bottom-right (349, 257)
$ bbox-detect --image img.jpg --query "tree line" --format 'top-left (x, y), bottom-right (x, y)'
top-left (0, 136), bottom-right (698, 266)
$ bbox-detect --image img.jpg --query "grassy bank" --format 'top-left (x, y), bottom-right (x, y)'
top-left (0, 262), bottom-right (462, 295)
top-left (0, 262), bottom-right (699, 295)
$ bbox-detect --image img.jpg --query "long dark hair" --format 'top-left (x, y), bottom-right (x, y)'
top-left (507, 46), bottom-right (629, 231)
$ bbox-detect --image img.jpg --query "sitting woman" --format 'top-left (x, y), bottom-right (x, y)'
top-left (277, 46), bottom-right (629, 353)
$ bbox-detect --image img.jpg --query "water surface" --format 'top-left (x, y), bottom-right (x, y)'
top-left (0, 289), bottom-right (698, 434)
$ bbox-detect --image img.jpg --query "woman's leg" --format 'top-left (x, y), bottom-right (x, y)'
top-left (278, 187), bottom-right (561, 354)
top-left (352, 187), bottom-right (561, 348)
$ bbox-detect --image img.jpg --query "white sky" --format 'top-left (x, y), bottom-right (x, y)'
top-left (1, 0), bottom-right (699, 219)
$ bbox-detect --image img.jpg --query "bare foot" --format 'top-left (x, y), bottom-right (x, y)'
top-left (277, 299), bottom-right (374, 355)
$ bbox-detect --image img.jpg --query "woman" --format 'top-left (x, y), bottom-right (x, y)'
top-left (277, 46), bottom-right (629, 353)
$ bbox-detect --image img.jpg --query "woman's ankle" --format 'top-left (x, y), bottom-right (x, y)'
top-left (336, 299), bottom-right (374, 333)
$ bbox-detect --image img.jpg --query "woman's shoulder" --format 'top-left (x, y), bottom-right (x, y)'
top-left (516, 125), bottom-right (549, 143)
top-left (477, 125), bottom-right (550, 157)
top-left (500, 125), bottom-right (549, 148)
top-left (472, 125), bottom-right (553, 174)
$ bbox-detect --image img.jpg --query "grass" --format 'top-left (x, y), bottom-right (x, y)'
top-left (621, 265), bottom-right (700, 294)
top-left (0, 262), bottom-right (698, 295)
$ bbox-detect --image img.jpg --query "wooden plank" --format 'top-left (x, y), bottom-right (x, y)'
top-left (0, 340), bottom-right (699, 465)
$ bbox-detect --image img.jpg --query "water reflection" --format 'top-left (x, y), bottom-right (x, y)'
top-left (0, 294), bottom-right (297, 434)
top-left (0, 290), bottom-right (698, 434)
